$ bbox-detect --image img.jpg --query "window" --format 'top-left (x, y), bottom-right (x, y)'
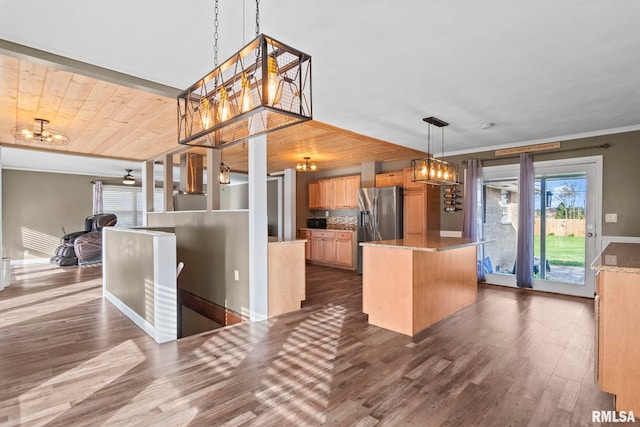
top-left (102, 185), bottom-right (165, 227)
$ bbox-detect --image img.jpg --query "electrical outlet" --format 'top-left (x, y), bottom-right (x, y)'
top-left (325, 211), bottom-right (329, 217)
top-left (234, 270), bottom-right (239, 281)
top-left (605, 213), bottom-right (618, 223)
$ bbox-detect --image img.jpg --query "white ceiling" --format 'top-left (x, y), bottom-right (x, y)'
top-left (1, 1), bottom-right (639, 174)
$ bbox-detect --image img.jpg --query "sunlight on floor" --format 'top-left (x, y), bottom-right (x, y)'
top-left (255, 304), bottom-right (347, 424)
top-left (16, 340), bottom-right (146, 425)
top-left (12, 266), bottom-right (65, 282)
top-left (0, 282), bottom-right (101, 328)
top-left (103, 374), bottom-right (199, 426)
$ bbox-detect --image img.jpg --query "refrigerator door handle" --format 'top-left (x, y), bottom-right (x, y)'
top-left (373, 194), bottom-right (381, 239)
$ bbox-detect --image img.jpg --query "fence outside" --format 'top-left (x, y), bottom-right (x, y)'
top-left (534, 218), bottom-right (585, 237)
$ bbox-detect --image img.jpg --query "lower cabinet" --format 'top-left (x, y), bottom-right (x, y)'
top-left (313, 237), bottom-right (337, 263)
top-left (299, 229), bottom-right (312, 260)
top-left (335, 232), bottom-right (354, 267)
top-left (299, 229), bottom-right (356, 270)
top-left (595, 267), bottom-right (640, 413)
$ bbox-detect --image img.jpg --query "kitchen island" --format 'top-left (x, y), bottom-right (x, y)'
top-left (360, 236), bottom-right (481, 336)
top-left (591, 242), bottom-right (640, 413)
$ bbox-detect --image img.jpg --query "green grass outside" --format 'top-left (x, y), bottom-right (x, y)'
top-left (534, 234), bottom-right (585, 266)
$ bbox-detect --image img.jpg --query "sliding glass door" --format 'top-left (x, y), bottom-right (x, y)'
top-left (482, 157), bottom-right (601, 298)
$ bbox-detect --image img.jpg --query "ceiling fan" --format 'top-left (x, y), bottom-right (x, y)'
top-left (122, 169), bottom-right (136, 185)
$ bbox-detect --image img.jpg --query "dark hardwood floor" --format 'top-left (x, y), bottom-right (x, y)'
top-left (0, 262), bottom-right (616, 426)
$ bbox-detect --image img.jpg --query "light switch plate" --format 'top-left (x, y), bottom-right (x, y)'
top-left (605, 213), bottom-right (617, 223)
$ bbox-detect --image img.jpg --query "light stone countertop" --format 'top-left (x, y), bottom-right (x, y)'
top-left (268, 239), bottom-right (307, 245)
top-left (591, 242), bottom-right (640, 274)
top-left (359, 236), bottom-right (483, 252)
top-left (298, 227), bottom-right (357, 231)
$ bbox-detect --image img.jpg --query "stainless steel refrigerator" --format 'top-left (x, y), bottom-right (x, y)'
top-left (357, 186), bottom-right (403, 273)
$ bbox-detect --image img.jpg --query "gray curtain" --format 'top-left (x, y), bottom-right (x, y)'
top-left (93, 180), bottom-right (103, 215)
top-left (516, 153), bottom-right (534, 288)
top-left (462, 159), bottom-right (484, 280)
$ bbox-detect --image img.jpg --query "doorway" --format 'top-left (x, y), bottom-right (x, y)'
top-left (482, 156), bottom-right (602, 298)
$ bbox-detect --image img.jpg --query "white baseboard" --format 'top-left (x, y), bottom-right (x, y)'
top-left (440, 230), bottom-right (463, 238)
top-left (9, 258), bottom-right (49, 266)
top-left (104, 289), bottom-right (171, 344)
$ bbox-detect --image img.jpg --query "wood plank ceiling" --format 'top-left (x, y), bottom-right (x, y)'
top-left (0, 55), bottom-right (425, 174)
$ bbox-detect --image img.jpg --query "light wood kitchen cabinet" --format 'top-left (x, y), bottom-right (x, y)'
top-left (311, 230), bottom-right (336, 263)
top-left (308, 181), bottom-right (320, 210)
top-left (376, 172), bottom-right (404, 187)
top-left (403, 168), bottom-right (441, 239)
top-left (299, 229), bottom-right (356, 270)
top-left (308, 175), bottom-right (360, 211)
top-left (318, 180), bottom-right (334, 210)
top-left (335, 232), bottom-right (355, 267)
top-left (403, 167), bottom-right (426, 190)
top-left (333, 175), bottom-right (361, 209)
top-left (593, 243), bottom-right (640, 413)
top-left (299, 229), bottom-right (312, 260)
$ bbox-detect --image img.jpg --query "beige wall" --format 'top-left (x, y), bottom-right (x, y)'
top-left (147, 211), bottom-right (250, 316)
top-left (439, 130), bottom-right (640, 236)
top-left (2, 169), bottom-right (92, 260)
top-left (302, 130), bottom-right (640, 239)
top-left (104, 229), bottom-right (155, 323)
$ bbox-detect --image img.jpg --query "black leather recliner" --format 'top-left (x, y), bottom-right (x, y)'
top-left (50, 214), bottom-right (117, 266)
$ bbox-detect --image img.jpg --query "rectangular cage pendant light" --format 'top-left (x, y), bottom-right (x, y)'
top-left (178, 34), bottom-right (312, 149)
top-left (411, 117), bottom-right (459, 186)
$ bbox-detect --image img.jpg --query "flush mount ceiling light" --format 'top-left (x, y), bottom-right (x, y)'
top-left (296, 156), bottom-right (317, 172)
top-left (177, 0), bottom-right (312, 150)
top-left (123, 169), bottom-right (136, 185)
top-left (410, 117), bottom-right (458, 186)
top-left (11, 118), bottom-right (70, 145)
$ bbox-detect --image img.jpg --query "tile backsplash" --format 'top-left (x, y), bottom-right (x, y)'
top-left (327, 216), bottom-right (357, 227)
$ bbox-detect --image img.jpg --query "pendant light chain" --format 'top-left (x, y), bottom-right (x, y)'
top-left (214, 0), bottom-right (219, 68)
top-left (441, 126), bottom-right (445, 159)
top-left (255, 0), bottom-right (260, 36)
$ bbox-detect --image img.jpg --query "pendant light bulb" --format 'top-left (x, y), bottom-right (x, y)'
top-left (241, 74), bottom-right (253, 112)
top-left (201, 98), bottom-right (212, 129)
top-left (219, 86), bottom-right (230, 122)
top-left (267, 56), bottom-right (279, 105)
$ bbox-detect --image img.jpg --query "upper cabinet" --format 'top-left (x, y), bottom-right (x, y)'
top-left (403, 168), bottom-right (425, 190)
top-left (375, 172), bottom-right (404, 187)
top-left (308, 175), bottom-right (361, 211)
top-left (333, 175), bottom-right (361, 209)
top-left (318, 179), bottom-right (334, 210)
top-left (403, 168), bottom-right (441, 238)
top-left (308, 181), bottom-right (320, 210)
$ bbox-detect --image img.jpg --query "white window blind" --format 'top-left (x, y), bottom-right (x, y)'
top-left (103, 185), bottom-right (165, 227)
